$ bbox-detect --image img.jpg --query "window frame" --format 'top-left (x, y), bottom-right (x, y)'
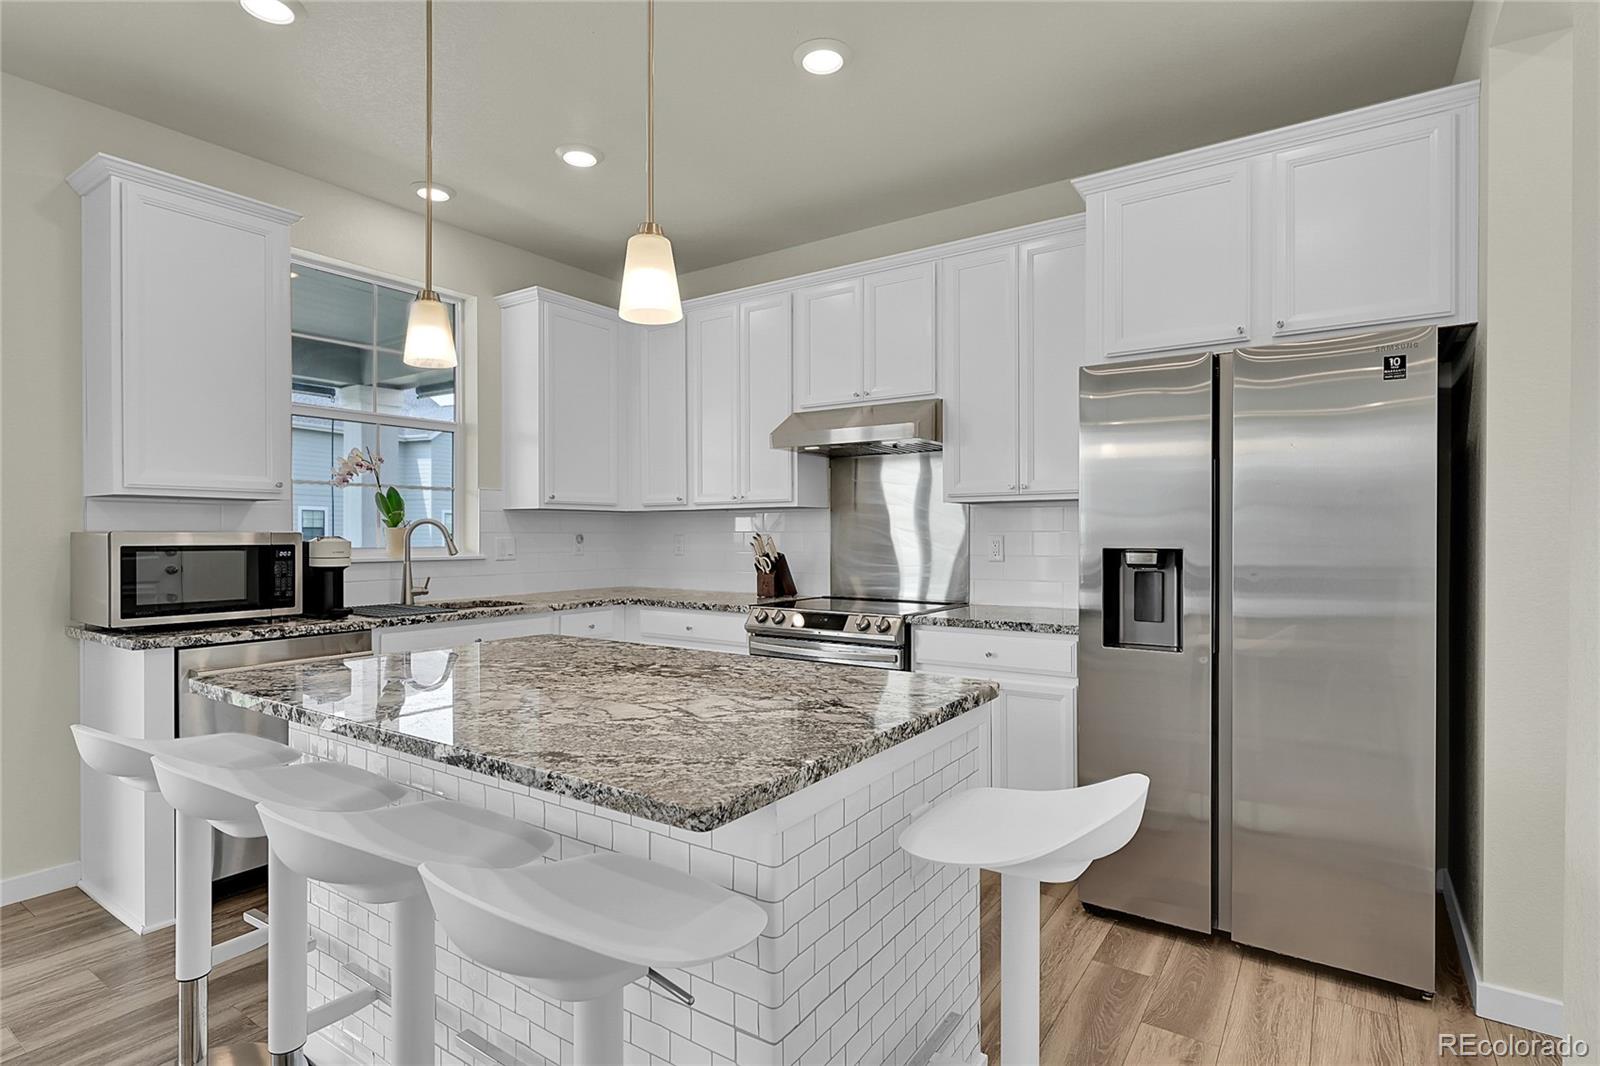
top-left (298, 506), bottom-right (328, 540)
top-left (288, 251), bottom-right (474, 561)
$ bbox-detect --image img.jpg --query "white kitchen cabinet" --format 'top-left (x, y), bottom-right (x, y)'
top-left (912, 626), bottom-right (1077, 790)
top-left (792, 262), bottom-right (936, 409)
top-left (638, 321), bottom-right (688, 507)
top-left (375, 613), bottom-right (555, 654)
top-left (558, 606), bottom-right (623, 639)
top-left (70, 154), bottom-right (299, 499)
top-left (1269, 111), bottom-right (1460, 336)
top-left (1091, 159), bottom-right (1252, 358)
top-left (633, 607), bottom-right (748, 654)
top-left (498, 288), bottom-right (624, 509)
top-left (687, 295), bottom-right (825, 508)
top-left (1077, 82), bottom-right (1477, 359)
top-left (941, 221), bottom-right (1087, 502)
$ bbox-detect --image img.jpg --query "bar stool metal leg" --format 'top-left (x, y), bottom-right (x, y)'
top-left (175, 811), bottom-right (213, 1066)
top-left (267, 848), bottom-right (310, 1066)
top-left (391, 893), bottom-right (436, 1066)
top-left (572, 989), bottom-right (626, 1066)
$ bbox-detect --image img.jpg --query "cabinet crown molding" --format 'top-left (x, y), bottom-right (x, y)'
top-left (1071, 80), bottom-right (1480, 197)
top-left (67, 153), bottom-right (302, 226)
top-left (495, 284), bottom-right (616, 317)
top-left (685, 213), bottom-right (1084, 311)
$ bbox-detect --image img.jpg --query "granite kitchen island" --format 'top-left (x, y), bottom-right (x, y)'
top-left (191, 636), bottom-right (1001, 1066)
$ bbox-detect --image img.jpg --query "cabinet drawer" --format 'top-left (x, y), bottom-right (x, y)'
top-left (377, 613), bottom-right (554, 654)
top-left (912, 627), bottom-right (1077, 678)
top-left (559, 607), bottom-right (621, 638)
top-left (636, 608), bottom-right (748, 648)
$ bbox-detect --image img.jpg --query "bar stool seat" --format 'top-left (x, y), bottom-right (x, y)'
top-left (898, 774), bottom-right (1150, 1066)
top-left (421, 853), bottom-right (769, 1065)
top-left (70, 723), bottom-right (298, 792)
top-left (152, 756), bottom-right (413, 838)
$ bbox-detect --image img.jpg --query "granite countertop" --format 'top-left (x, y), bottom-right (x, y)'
top-left (66, 587), bottom-right (768, 651)
top-left (910, 604), bottom-right (1079, 635)
top-left (189, 636), bottom-right (1000, 831)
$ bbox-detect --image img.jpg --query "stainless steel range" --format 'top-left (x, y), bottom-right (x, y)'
top-left (747, 435), bottom-right (969, 670)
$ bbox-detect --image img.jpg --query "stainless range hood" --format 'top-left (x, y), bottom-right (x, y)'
top-left (770, 399), bottom-right (943, 457)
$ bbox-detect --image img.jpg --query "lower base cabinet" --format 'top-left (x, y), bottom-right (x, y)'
top-left (911, 626), bottom-right (1078, 790)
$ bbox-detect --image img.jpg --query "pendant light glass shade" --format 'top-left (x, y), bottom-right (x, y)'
top-left (620, 223), bottom-right (682, 325)
top-left (404, 291), bottom-right (457, 368)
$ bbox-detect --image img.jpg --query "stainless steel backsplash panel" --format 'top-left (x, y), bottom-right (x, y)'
top-left (828, 454), bottom-right (969, 603)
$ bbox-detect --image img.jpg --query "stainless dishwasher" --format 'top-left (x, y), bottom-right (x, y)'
top-left (176, 629), bottom-right (373, 880)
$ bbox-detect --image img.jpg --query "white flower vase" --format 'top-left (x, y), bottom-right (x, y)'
top-left (384, 524), bottom-right (406, 559)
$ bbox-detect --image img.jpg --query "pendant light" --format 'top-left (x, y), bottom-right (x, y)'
top-left (618, 0), bottom-right (683, 325)
top-left (403, 0), bottom-right (457, 369)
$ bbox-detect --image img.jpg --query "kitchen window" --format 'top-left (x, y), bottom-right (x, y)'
top-left (289, 258), bottom-right (467, 554)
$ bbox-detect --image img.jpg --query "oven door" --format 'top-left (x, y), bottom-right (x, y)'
top-left (110, 531), bottom-right (301, 627)
top-left (748, 635), bottom-right (907, 670)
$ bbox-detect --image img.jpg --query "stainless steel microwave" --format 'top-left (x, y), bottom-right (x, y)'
top-left (70, 532), bottom-right (302, 629)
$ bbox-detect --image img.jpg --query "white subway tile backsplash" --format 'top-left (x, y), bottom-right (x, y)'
top-left (965, 500), bottom-right (1079, 608)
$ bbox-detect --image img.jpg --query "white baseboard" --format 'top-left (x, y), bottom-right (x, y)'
top-left (0, 861), bottom-right (82, 905)
top-left (78, 879), bottom-right (174, 935)
top-left (1440, 869), bottom-right (1565, 1037)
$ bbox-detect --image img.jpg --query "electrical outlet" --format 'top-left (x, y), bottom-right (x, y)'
top-left (493, 536), bottom-right (516, 561)
top-left (673, 534), bottom-right (685, 557)
top-left (573, 533), bottom-right (585, 556)
top-left (988, 536), bottom-right (1005, 563)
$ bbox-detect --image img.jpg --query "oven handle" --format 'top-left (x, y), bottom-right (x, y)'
top-left (747, 635), bottom-right (906, 669)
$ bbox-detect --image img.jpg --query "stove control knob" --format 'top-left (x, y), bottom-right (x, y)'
top-left (875, 617), bottom-right (894, 633)
top-left (855, 616), bottom-right (872, 631)
top-left (754, 609), bottom-right (769, 624)
top-left (772, 611), bottom-right (787, 625)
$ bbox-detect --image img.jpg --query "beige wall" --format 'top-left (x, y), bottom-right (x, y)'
top-left (0, 73), bottom-right (614, 881)
top-left (1451, 0), bottom-right (1597, 1031)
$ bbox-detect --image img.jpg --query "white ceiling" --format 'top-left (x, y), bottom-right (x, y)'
top-left (1, 0), bottom-right (1471, 278)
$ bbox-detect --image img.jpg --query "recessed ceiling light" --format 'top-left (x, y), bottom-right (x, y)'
top-left (240, 0), bottom-right (297, 25)
top-left (556, 145), bottom-right (604, 168)
top-left (412, 181), bottom-right (454, 203)
top-left (795, 39), bottom-right (850, 76)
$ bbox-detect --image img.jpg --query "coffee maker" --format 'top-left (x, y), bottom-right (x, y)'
top-left (302, 536), bottom-right (352, 619)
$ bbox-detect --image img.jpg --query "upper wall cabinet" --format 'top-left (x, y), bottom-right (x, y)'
top-left (1076, 82), bottom-right (1478, 360)
top-left (687, 294), bottom-right (826, 509)
top-left (940, 219), bottom-right (1087, 502)
top-left (71, 155), bottom-right (300, 499)
top-left (792, 260), bottom-right (935, 409)
top-left (499, 288), bottom-right (624, 509)
top-left (637, 321), bottom-right (688, 507)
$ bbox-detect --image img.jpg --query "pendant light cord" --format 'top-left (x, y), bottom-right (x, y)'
top-left (645, 0), bottom-right (655, 226)
top-left (424, 0), bottom-right (435, 294)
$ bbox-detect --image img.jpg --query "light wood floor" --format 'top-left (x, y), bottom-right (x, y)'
top-left (0, 877), bottom-right (1558, 1065)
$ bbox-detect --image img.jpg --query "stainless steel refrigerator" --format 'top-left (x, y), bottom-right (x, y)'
top-left (1077, 325), bottom-right (1468, 993)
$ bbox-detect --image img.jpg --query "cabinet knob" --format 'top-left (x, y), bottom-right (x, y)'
top-left (587, 623), bottom-right (596, 630)
top-left (1236, 326), bottom-right (1246, 335)
top-left (1276, 319), bottom-right (1285, 328)
top-left (548, 494), bottom-right (556, 501)
top-left (676, 496), bottom-right (684, 502)
top-left (1020, 483), bottom-right (1028, 490)
top-left (274, 481), bottom-right (284, 488)
top-left (984, 651), bottom-right (996, 659)
top-left (685, 625), bottom-right (694, 632)
top-left (853, 391), bottom-right (861, 398)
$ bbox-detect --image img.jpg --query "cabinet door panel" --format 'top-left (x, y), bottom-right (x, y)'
top-left (864, 261), bottom-right (936, 401)
top-left (541, 304), bottom-right (619, 506)
top-left (688, 306), bottom-right (740, 505)
top-left (639, 322), bottom-right (688, 506)
top-left (741, 294), bottom-right (796, 504)
top-left (1271, 113), bottom-right (1457, 335)
top-left (941, 246), bottom-right (1020, 498)
top-left (1020, 235), bottom-right (1085, 498)
top-left (793, 279), bottom-right (863, 408)
top-left (121, 184), bottom-right (286, 496)
top-left (1001, 685), bottom-right (1077, 790)
top-left (1100, 160), bottom-right (1251, 356)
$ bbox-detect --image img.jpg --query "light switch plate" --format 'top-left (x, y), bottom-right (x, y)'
top-left (988, 536), bottom-right (1005, 563)
top-left (494, 536), bottom-right (516, 561)
top-left (673, 534), bottom-right (685, 557)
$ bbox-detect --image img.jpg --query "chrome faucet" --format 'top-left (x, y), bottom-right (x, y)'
top-left (400, 518), bottom-right (459, 605)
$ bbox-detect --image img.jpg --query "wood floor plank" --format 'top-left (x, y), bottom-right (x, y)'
top-left (0, 970), bottom-right (110, 1046)
top-left (1397, 904), bottom-right (1496, 1064)
top-left (1485, 1018), bottom-right (1564, 1066)
top-left (1314, 967), bottom-right (1400, 1018)
top-left (1039, 898), bottom-right (1116, 1023)
top-left (18, 889), bottom-right (112, 924)
top-left (1123, 1022), bottom-right (1219, 1066)
top-left (1217, 949), bottom-right (1317, 1066)
top-left (0, 1028), bottom-right (19, 1057)
top-left (1095, 919), bottom-right (1179, 977)
top-left (1142, 934), bottom-right (1242, 1047)
top-left (1041, 960), bottom-right (1153, 1066)
top-left (1310, 998), bottom-right (1404, 1066)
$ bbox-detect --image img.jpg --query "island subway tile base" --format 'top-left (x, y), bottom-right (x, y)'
top-left (289, 714), bottom-right (989, 1066)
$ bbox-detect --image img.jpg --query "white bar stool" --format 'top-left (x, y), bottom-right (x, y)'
top-left (70, 724), bottom-right (302, 1066)
top-left (419, 852), bottom-right (769, 1066)
top-left (151, 753), bottom-right (412, 1066)
top-left (898, 774), bottom-right (1151, 1066)
top-left (255, 798), bottom-right (558, 1066)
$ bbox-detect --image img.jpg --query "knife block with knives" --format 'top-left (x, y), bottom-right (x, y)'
top-left (751, 533), bottom-right (797, 599)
